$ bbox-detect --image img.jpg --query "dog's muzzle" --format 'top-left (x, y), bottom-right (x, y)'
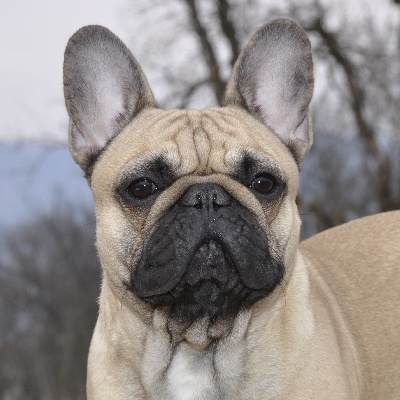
top-left (131, 183), bottom-right (283, 322)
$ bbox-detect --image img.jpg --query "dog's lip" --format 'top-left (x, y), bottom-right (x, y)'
top-left (132, 200), bottom-right (282, 298)
top-left (187, 234), bottom-right (274, 291)
top-left (133, 229), bottom-right (276, 297)
top-left (132, 237), bottom-right (228, 298)
top-left (184, 239), bottom-right (236, 286)
top-left (203, 220), bottom-right (279, 291)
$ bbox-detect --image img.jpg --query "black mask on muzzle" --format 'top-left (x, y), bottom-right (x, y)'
top-left (131, 183), bottom-right (283, 323)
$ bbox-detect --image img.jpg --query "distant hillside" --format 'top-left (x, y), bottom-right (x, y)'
top-left (0, 142), bottom-right (93, 233)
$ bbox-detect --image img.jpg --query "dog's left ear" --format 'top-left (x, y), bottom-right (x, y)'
top-left (224, 18), bottom-right (314, 164)
top-left (63, 25), bottom-right (156, 171)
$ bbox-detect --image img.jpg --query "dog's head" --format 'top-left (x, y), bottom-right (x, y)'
top-left (64, 19), bottom-right (313, 340)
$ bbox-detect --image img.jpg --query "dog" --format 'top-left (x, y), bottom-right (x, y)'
top-left (63, 18), bottom-right (400, 399)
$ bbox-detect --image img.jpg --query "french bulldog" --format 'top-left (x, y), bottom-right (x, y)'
top-left (63, 18), bottom-right (400, 399)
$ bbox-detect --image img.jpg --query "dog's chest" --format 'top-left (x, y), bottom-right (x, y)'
top-left (143, 340), bottom-right (245, 400)
top-left (140, 313), bottom-right (253, 399)
top-left (166, 346), bottom-right (218, 399)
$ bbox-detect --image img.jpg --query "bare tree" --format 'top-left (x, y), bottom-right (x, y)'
top-left (123, 0), bottom-right (400, 233)
top-left (0, 206), bottom-right (100, 399)
top-left (281, 1), bottom-right (399, 213)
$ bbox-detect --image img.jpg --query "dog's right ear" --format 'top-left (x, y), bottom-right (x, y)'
top-left (63, 25), bottom-right (156, 171)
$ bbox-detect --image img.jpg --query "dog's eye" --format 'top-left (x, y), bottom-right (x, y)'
top-left (250, 174), bottom-right (276, 194)
top-left (126, 178), bottom-right (157, 199)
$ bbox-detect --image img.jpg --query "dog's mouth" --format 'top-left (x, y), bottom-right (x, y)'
top-left (138, 238), bottom-right (276, 343)
top-left (146, 239), bottom-right (259, 323)
top-left (129, 183), bottom-right (284, 336)
top-left (131, 231), bottom-right (282, 328)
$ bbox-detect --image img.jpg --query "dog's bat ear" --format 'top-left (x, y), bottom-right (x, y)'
top-left (63, 25), bottom-right (156, 171)
top-left (224, 18), bottom-right (314, 164)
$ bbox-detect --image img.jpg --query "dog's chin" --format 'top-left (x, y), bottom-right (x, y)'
top-left (138, 240), bottom-right (280, 344)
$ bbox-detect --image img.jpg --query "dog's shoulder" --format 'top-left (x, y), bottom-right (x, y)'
top-left (299, 210), bottom-right (400, 290)
top-left (299, 211), bottom-right (400, 393)
top-left (300, 210), bottom-right (400, 263)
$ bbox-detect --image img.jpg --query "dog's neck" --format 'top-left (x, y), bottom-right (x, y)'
top-left (99, 278), bottom-right (253, 397)
top-left (140, 308), bottom-right (252, 399)
top-left (97, 253), bottom-right (315, 399)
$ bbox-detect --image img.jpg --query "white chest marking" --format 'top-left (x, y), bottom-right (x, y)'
top-left (166, 344), bottom-right (218, 400)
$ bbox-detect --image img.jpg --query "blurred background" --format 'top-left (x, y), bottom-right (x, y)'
top-left (1, 0), bottom-right (399, 398)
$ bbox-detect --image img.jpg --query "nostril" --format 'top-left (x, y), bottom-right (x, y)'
top-left (194, 194), bottom-right (203, 210)
top-left (179, 183), bottom-right (232, 210)
top-left (213, 192), bottom-right (232, 210)
top-left (212, 194), bottom-right (220, 211)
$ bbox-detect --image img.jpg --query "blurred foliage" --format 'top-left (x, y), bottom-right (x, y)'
top-left (0, 207), bottom-right (100, 399)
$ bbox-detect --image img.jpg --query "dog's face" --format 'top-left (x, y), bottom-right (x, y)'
top-left (64, 19), bottom-right (313, 340)
top-left (91, 107), bottom-right (300, 336)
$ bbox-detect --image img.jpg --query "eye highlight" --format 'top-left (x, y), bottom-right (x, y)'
top-left (250, 174), bottom-right (276, 194)
top-left (126, 178), bottom-right (157, 199)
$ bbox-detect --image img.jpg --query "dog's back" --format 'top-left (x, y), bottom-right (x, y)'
top-left (300, 211), bottom-right (400, 399)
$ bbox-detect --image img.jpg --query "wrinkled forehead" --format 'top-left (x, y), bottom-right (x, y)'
top-left (92, 106), bottom-right (298, 184)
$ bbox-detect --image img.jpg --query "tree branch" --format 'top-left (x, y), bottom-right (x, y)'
top-left (306, 16), bottom-right (393, 211)
top-left (184, 0), bottom-right (225, 103)
top-left (216, 0), bottom-right (240, 66)
top-left (179, 79), bottom-right (209, 108)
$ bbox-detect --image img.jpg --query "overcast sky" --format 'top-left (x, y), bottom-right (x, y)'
top-left (0, 0), bottom-right (396, 143)
top-left (0, 0), bottom-right (130, 142)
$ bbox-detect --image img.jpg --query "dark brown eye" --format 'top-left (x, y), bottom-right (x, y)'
top-left (251, 174), bottom-right (275, 194)
top-left (126, 178), bottom-right (157, 199)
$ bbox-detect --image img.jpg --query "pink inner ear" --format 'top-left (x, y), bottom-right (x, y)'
top-left (84, 78), bottom-right (130, 150)
top-left (255, 84), bottom-right (294, 143)
top-left (254, 81), bottom-right (312, 163)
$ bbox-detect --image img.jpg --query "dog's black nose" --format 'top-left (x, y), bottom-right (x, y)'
top-left (180, 183), bottom-right (232, 211)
